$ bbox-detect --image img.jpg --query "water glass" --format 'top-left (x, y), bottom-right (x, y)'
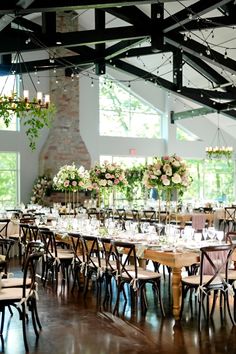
top-left (216, 231), bottom-right (224, 243)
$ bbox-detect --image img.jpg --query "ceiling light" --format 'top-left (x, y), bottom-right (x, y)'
top-left (206, 115), bottom-right (233, 160)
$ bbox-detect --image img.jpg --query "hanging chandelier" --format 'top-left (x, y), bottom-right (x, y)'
top-left (0, 52), bottom-right (50, 110)
top-left (205, 114), bottom-right (233, 160)
top-left (0, 51), bottom-right (55, 150)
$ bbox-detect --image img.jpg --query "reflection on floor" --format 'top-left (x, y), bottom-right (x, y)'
top-left (2, 260), bottom-right (236, 354)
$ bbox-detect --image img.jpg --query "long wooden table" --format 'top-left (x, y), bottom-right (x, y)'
top-left (56, 229), bottom-right (236, 320)
top-left (143, 247), bottom-right (236, 320)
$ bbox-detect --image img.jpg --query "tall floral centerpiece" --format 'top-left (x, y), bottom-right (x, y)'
top-left (53, 163), bottom-right (90, 210)
top-left (89, 161), bottom-right (128, 208)
top-left (143, 154), bottom-right (192, 222)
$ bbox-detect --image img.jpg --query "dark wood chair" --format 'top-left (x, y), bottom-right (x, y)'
top-left (68, 232), bottom-right (85, 291)
top-left (0, 238), bottom-right (15, 274)
top-left (180, 244), bottom-right (235, 329)
top-left (220, 207), bottom-right (236, 232)
top-left (80, 235), bottom-right (105, 298)
top-left (39, 229), bottom-right (74, 287)
top-left (0, 251), bottom-right (44, 352)
top-left (112, 240), bottom-right (165, 316)
top-left (0, 219), bottom-right (10, 238)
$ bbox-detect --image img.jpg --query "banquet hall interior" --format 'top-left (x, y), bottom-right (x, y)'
top-left (0, 1), bottom-right (236, 353)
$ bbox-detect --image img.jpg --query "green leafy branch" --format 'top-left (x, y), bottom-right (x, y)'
top-left (0, 94), bottom-right (56, 150)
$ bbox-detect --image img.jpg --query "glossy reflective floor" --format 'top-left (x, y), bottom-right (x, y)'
top-left (2, 261), bottom-right (236, 354)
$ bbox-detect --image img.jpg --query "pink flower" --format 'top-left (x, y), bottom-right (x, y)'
top-left (64, 180), bottom-right (70, 187)
top-left (72, 181), bottom-right (77, 186)
top-left (78, 181), bottom-right (84, 187)
top-left (163, 156), bottom-right (170, 161)
top-left (114, 179), bottom-right (120, 185)
top-left (162, 178), bottom-right (170, 186)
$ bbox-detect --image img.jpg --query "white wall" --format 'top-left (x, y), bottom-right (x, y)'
top-left (2, 63), bottom-right (236, 205)
top-left (79, 68), bottom-right (236, 166)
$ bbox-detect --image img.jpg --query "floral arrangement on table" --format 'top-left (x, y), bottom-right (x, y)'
top-left (143, 154), bottom-right (192, 192)
top-left (31, 175), bottom-right (53, 205)
top-left (124, 164), bottom-right (146, 202)
top-left (53, 163), bottom-right (90, 192)
top-left (89, 161), bottom-right (128, 190)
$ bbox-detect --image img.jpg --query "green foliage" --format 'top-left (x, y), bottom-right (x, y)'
top-left (124, 164), bottom-right (146, 202)
top-left (0, 94), bottom-right (56, 150)
top-left (99, 76), bottom-right (161, 138)
top-left (0, 152), bottom-right (18, 206)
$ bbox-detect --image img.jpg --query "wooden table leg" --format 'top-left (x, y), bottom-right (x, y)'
top-left (172, 266), bottom-right (182, 320)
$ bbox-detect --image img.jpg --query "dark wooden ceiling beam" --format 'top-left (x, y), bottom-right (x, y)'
top-left (42, 12), bottom-right (56, 35)
top-left (111, 58), bottom-right (175, 91)
top-left (165, 32), bottom-right (236, 76)
top-left (95, 9), bottom-right (106, 75)
top-left (10, 54), bottom-right (95, 73)
top-left (105, 39), bottom-right (146, 60)
top-left (0, 0), bottom-right (159, 15)
top-left (183, 52), bottom-right (229, 87)
top-left (163, 0), bottom-right (233, 33)
top-left (184, 87), bottom-right (236, 100)
top-left (151, 2), bottom-right (164, 52)
top-left (173, 49), bottom-right (182, 92)
top-left (13, 17), bottom-right (42, 32)
top-left (105, 6), bottom-right (150, 27)
top-left (0, 26), bottom-right (149, 54)
top-left (183, 16), bottom-right (236, 31)
top-left (111, 59), bottom-right (222, 111)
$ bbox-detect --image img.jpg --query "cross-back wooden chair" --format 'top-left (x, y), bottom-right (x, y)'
top-left (0, 251), bottom-right (44, 352)
top-left (0, 238), bottom-right (15, 274)
top-left (180, 244), bottom-right (235, 329)
top-left (0, 219), bottom-right (10, 238)
top-left (112, 240), bottom-right (165, 316)
top-left (221, 207), bottom-right (236, 232)
top-left (68, 232), bottom-right (85, 291)
top-left (39, 228), bottom-right (73, 287)
top-left (80, 235), bottom-right (105, 298)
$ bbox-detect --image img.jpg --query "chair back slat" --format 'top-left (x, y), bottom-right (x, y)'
top-left (68, 232), bottom-right (85, 264)
top-left (39, 228), bottom-right (57, 258)
top-left (200, 244), bottom-right (234, 288)
top-left (112, 241), bottom-right (138, 280)
top-left (80, 235), bottom-right (101, 268)
top-left (224, 207), bottom-right (236, 220)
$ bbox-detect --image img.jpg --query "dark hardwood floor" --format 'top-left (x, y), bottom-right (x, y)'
top-left (2, 260), bottom-right (236, 354)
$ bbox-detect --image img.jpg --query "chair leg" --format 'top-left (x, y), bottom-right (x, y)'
top-left (0, 306), bottom-right (5, 351)
top-left (21, 302), bottom-right (29, 353)
top-left (225, 292), bottom-right (236, 326)
top-left (30, 301), bottom-right (39, 338)
top-left (210, 290), bottom-right (218, 317)
top-left (33, 300), bottom-right (42, 331)
top-left (153, 281), bottom-right (165, 317)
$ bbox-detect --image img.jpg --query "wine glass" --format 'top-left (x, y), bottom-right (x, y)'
top-left (202, 228), bottom-right (208, 241)
top-left (208, 227), bottom-right (216, 241)
top-left (140, 222), bottom-right (150, 233)
top-left (216, 231), bottom-right (224, 243)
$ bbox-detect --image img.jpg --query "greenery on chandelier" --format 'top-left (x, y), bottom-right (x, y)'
top-left (0, 93), bottom-right (56, 150)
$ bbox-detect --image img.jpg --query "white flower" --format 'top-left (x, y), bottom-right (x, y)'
top-left (172, 173), bottom-right (181, 184)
